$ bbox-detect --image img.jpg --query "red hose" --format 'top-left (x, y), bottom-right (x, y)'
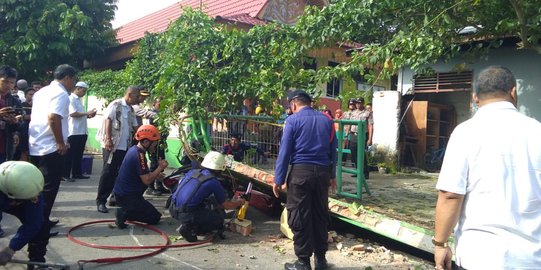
top-left (67, 219), bottom-right (212, 269)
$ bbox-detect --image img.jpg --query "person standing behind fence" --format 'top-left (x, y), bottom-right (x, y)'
top-left (434, 66), bottom-right (541, 270)
top-left (29, 64), bottom-right (76, 263)
top-left (63, 82), bottom-right (96, 181)
top-left (273, 90), bottom-right (337, 270)
top-left (95, 86), bottom-right (140, 213)
top-left (352, 97), bottom-right (373, 179)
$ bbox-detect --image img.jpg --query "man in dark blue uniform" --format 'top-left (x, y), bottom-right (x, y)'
top-left (113, 125), bottom-right (168, 229)
top-left (169, 151), bottom-right (245, 242)
top-left (0, 161), bottom-right (48, 269)
top-left (273, 90), bottom-right (337, 270)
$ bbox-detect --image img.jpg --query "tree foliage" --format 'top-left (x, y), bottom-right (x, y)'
top-left (79, 69), bottom-right (127, 105)
top-left (0, 0), bottom-right (117, 79)
top-left (296, 0), bottom-right (541, 78)
top-left (153, 9), bottom-right (308, 122)
top-left (81, 1), bottom-right (541, 144)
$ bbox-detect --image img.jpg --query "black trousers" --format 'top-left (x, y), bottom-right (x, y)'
top-left (4, 201), bottom-right (50, 263)
top-left (115, 193), bottom-right (161, 225)
top-left (286, 164), bottom-right (330, 260)
top-left (29, 152), bottom-right (65, 263)
top-left (96, 149), bottom-right (126, 204)
top-left (349, 133), bottom-right (369, 177)
top-left (170, 198), bottom-right (225, 234)
top-left (64, 134), bottom-right (88, 178)
top-left (148, 136), bottom-right (167, 190)
top-left (30, 152), bottom-right (64, 221)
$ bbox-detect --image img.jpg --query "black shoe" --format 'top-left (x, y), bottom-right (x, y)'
top-left (49, 231), bottom-right (59, 237)
top-left (177, 224), bottom-right (198, 242)
top-left (314, 256), bottom-right (328, 270)
top-left (73, 175), bottom-right (90, 179)
top-left (0, 226), bottom-right (5, 238)
top-left (108, 200), bottom-right (117, 207)
top-left (284, 260), bottom-right (312, 270)
top-left (115, 208), bottom-right (127, 229)
top-left (97, 204), bottom-right (109, 213)
top-left (61, 177), bottom-right (75, 182)
top-left (49, 219), bottom-right (59, 227)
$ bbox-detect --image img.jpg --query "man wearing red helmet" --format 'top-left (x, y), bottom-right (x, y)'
top-left (112, 124), bottom-right (168, 229)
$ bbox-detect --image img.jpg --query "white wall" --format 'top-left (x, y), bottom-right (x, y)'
top-left (372, 91), bottom-right (400, 153)
top-left (398, 47), bottom-right (541, 122)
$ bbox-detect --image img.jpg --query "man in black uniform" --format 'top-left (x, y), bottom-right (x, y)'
top-left (273, 90), bottom-right (337, 270)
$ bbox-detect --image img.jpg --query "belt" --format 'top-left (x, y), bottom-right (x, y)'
top-left (291, 164), bottom-right (331, 170)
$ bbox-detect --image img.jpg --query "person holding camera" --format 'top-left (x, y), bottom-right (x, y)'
top-left (0, 66), bottom-right (23, 237)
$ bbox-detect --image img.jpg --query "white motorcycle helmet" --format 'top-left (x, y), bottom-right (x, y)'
top-left (201, 151), bottom-right (226, 171)
top-left (0, 161), bottom-right (44, 199)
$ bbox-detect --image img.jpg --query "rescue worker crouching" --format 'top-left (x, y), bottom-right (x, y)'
top-left (0, 161), bottom-right (49, 268)
top-left (113, 125), bottom-right (168, 229)
top-left (169, 151), bottom-right (245, 242)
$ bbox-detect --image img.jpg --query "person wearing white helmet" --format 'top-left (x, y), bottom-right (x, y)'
top-left (14, 79), bottom-right (27, 102)
top-left (169, 151), bottom-right (245, 242)
top-left (0, 161), bottom-right (49, 267)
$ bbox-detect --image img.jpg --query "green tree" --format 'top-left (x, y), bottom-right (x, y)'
top-left (295, 0), bottom-right (541, 79)
top-left (0, 0), bottom-right (117, 79)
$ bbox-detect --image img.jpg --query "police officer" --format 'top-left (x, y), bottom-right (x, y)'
top-left (273, 90), bottom-right (337, 270)
top-left (169, 151), bottom-right (245, 242)
top-left (113, 125), bottom-right (168, 229)
top-left (0, 161), bottom-right (48, 268)
top-left (353, 97), bottom-right (373, 179)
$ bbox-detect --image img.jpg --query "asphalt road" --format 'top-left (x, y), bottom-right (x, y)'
top-left (1, 157), bottom-right (437, 270)
top-left (0, 158), bottom-right (368, 270)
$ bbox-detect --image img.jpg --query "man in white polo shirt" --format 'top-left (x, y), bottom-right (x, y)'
top-left (434, 66), bottom-right (541, 269)
top-left (63, 81), bottom-right (96, 181)
top-left (28, 64), bottom-right (76, 265)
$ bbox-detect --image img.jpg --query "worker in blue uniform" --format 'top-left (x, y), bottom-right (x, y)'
top-left (113, 125), bottom-right (168, 229)
top-left (273, 90), bottom-right (337, 270)
top-left (0, 161), bottom-right (48, 269)
top-left (169, 151), bottom-right (245, 242)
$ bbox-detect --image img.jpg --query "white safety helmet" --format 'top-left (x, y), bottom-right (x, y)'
top-left (201, 151), bottom-right (226, 171)
top-left (0, 161), bottom-right (44, 199)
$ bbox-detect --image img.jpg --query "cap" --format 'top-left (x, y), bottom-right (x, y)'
top-left (356, 97), bottom-right (365, 104)
top-left (75, 81), bottom-right (89, 88)
top-left (348, 98), bottom-right (356, 104)
top-left (287, 90), bottom-right (312, 103)
top-left (140, 89), bottom-right (150, 96)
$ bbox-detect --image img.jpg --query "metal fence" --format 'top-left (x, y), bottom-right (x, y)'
top-left (209, 115), bottom-right (283, 173)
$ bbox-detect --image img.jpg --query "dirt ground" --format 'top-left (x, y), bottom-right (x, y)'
top-left (0, 157), bottom-right (435, 270)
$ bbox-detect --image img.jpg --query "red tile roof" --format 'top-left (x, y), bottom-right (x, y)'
top-left (115, 0), bottom-right (267, 44)
top-left (217, 14), bottom-right (268, 26)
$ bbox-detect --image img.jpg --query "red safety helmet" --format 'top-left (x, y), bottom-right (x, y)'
top-left (135, 125), bottom-right (160, 141)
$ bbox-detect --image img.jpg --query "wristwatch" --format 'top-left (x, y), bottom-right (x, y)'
top-left (432, 237), bottom-right (448, 247)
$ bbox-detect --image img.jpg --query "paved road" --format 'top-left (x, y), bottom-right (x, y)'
top-left (1, 157), bottom-right (433, 270)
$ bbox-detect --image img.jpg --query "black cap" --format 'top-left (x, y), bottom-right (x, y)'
top-left (356, 97), bottom-right (365, 104)
top-left (287, 90), bottom-right (312, 103)
top-left (349, 98), bottom-right (356, 104)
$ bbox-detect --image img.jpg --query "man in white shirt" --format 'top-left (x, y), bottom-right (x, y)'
top-left (63, 82), bottom-right (96, 181)
top-left (434, 66), bottom-right (541, 270)
top-left (95, 86), bottom-right (140, 213)
top-left (28, 64), bottom-right (76, 265)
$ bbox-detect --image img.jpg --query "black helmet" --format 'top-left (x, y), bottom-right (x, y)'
top-left (356, 97), bottom-right (365, 104)
top-left (348, 98), bottom-right (356, 104)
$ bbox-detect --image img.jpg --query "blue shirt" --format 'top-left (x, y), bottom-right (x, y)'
top-left (172, 169), bottom-right (226, 208)
top-left (274, 106), bottom-right (337, 185)
top-left (114, 145), bottom-right (149, 196)
top-left (0, 193), bottom-right (44, 251)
